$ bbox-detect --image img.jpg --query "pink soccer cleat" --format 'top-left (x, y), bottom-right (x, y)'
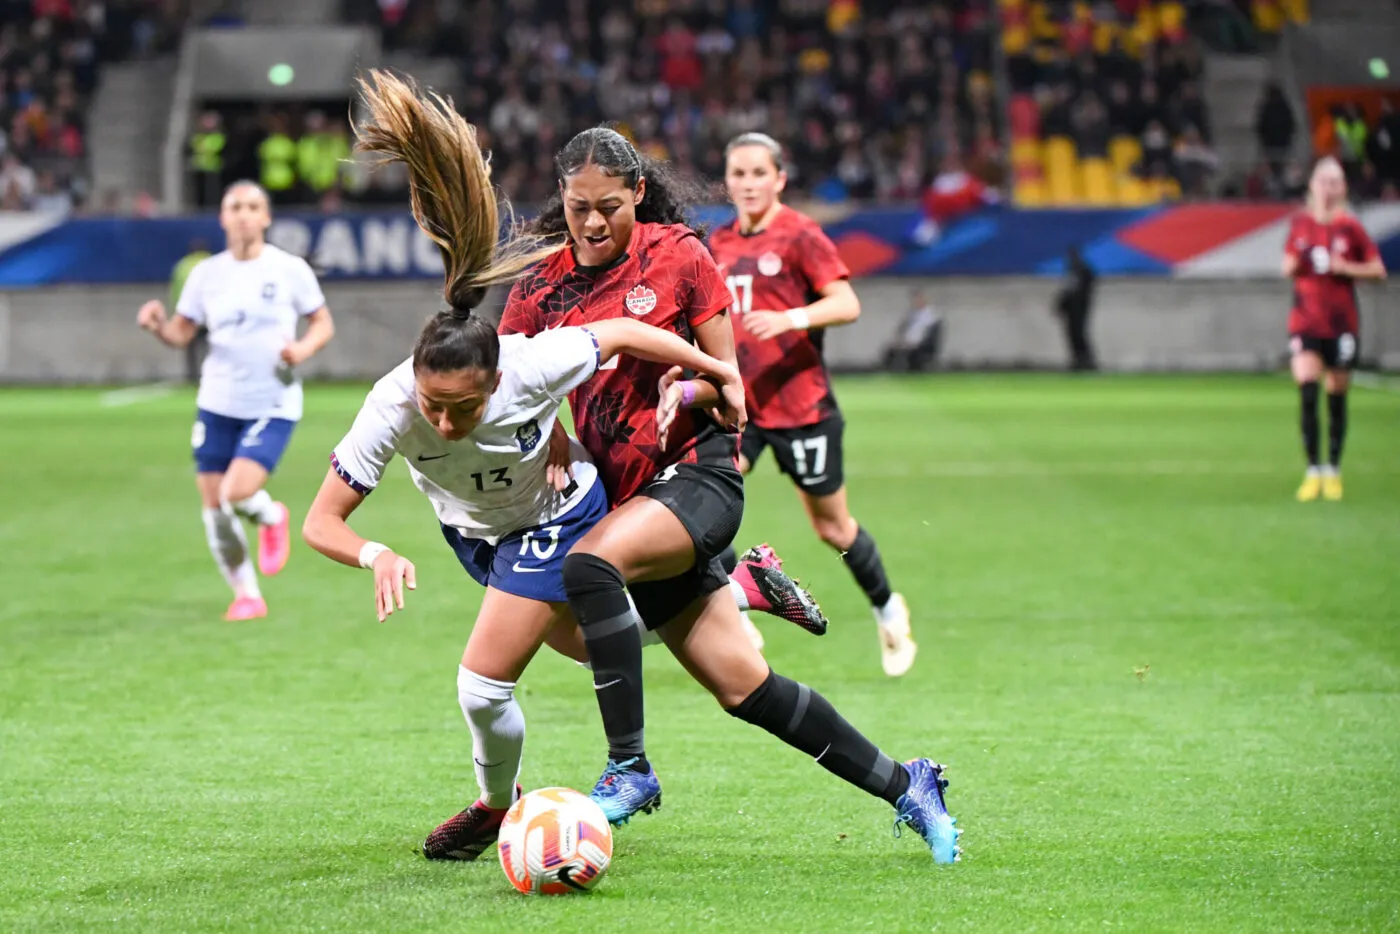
top-left (224, 595), bottom-right (268, 621)
top-left (733, 543), bottom-right (828, 636)
top-left (257, 501), bottom-right (291, 576)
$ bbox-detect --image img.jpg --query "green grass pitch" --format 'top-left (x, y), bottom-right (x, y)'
top-left (2, 374), bottom-right (1398, 932)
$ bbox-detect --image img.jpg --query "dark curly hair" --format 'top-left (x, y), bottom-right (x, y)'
top-left (528, 127), bottom-right (713, 239)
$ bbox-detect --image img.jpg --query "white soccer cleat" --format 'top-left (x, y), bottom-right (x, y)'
top-left (740, 611), bottom-right (765, 653)
top-left (876, 593), bottom-right (917, 677)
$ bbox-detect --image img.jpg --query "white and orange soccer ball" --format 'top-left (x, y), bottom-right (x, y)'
top-left (497, 787), bottom-right (613, 895)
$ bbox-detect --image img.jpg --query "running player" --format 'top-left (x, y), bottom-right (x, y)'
top-left (708, 132), bottom-right (916, 676)
top-left (304, 71), bottom-right (828, 862)
top-left (1282, 156), bottom-right (1387, 501)
top-left (137, 180), bottom-right (335, 620)
top-left (501, 125), bottom-right (960, 862)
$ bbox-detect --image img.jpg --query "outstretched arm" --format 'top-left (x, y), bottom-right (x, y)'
top-left (136, 300), bottom-right (200, 348)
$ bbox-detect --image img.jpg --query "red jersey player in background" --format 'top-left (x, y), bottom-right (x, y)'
top-left (499, 126), bottom-right (959, 861)
top-left (709, 132), bottom-right (916, 678)
top-left (1282, 156), bottom-right (1386, 502)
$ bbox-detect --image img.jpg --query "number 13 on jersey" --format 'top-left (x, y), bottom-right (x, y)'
top-left (726, 275), bottom-right (753, 315)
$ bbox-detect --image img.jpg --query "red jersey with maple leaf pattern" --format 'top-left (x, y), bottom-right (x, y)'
top-left (707, 205), bottom-right (851, 430)
top-left (499, 221), bottom-right (735, 506)
top-left (1284, 210), bottom-right (1378, 339)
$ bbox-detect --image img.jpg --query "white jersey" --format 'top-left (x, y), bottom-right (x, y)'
top-left (176, 244), bottom-right (326, 421)
top-left (331, 327), bottom-right (603, 545)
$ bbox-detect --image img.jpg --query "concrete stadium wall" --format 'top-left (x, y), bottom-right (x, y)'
top-left (1, 277), bottom-right (1397, 384)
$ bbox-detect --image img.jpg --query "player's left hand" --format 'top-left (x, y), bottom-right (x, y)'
top-left (1330, 252), bottom-right (1353, 276)
top-left (743, 310), bottom-right (795, 341)
top-left (545, 419), bottom-right (573, 492)
top-left (280, 341), bottom-right (311, 366)
top-left (656, 365), bottom-right (684, 450)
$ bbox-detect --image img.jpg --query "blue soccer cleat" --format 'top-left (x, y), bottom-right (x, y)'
top-left (589, 757), bottom-right (663, 826)
top-left (893, 758), bottom-right (962, 864)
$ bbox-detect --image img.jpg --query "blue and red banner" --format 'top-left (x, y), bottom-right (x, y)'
top-left (1, 203), bottom-right (1398, 286)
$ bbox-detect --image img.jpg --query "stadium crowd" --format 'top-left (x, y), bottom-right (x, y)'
top-left (0, 0), bottom-right (186, 214)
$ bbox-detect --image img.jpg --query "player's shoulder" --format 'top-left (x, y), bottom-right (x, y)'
top-left (638, 221), bottom-right (705, 256)
top-left (262, 243), bottom-right (317, 275)
top-left (775, 204), bottom-right (823, 235)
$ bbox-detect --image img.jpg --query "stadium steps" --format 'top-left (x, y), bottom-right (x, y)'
top-left (240, 0), bottom-right (340, 26)
top-left (1200, 53), bottom-right (1272, 187)
top-left (1310, 0), bottom-right (1400, 20)
top-left (88, 58), bottom-right (176, 205)
top-left (378, 51), bottom-right (464, 99)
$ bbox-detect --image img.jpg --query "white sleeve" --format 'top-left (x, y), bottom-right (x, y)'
top-left (289, 256), bottom-right (327, 316)
top-left (519, 327), bottom-right (601, 403)
top-left (174, 260), bottom-right (207, 324)
top-left (329, 394), bottom-right (403, 495)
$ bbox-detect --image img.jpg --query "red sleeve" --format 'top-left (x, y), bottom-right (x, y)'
top-left (795, 223), bottom-right (850, 293)
top-left (498, 280), bottom-right (542, 336)
top-left (675, 232), bottom-right (732, 327)
top-left (1283, 216), bottom-right (1302, 261)
top-left (1349, 217), bottom-right (1380, 263)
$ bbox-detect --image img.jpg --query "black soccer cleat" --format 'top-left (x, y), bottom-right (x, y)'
top-left (422, 785), bottom-right (521, 861)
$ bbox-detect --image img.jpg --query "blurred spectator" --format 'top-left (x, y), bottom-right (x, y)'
top-left (30, 167), bottom-right (72, 214)
top-left (1331, 103), bottom-right (1367, 184)
top-left (883, 288), bottom-right (944, 372)
top-left (1253, 80), bottom-right (1295, 171)
top-left (1368, 99), bottom-right (1400, 188)
top-left (189, 110), bottom-right (226, 208)
top-left (1173, 125), bottom-right (1219, 197)
top-left (1, 152), bottom-right (37, 207)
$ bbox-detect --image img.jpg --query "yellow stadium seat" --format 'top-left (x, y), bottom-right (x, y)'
top-left (1043, 136), bottom-right (1080, 204)
top-left (1109, 135), bottom-right (1142, 175)
top-left (1149, 175), bottom-right (1182, 202)
top-left (1043, 136), bottom-right (1076, 169)
top-left (1015, 178), bottom-right (1048, 207)
top-left (1011, 137), bottom-right (1042, 168)
top-left (1116, 174), bottom-right (1155, 206)
top-left (1080, 158), bottom-right (1117, 205)
top-left (1281, 0), bottom-right (1308, 23)
top-left (1002, 25), bottom-right (1030, 54)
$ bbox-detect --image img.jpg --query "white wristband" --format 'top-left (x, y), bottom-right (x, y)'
top-left (786, 308), bottom-right (811, 330)
top-left (358, 541), bottom-right (391, 570)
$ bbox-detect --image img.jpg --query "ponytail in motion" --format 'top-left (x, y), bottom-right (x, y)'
top-left (352, 68), bottom-right (561, 373)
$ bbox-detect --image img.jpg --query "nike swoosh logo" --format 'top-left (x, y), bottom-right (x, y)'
top-left (594, 678), bottom-right (623, 690)
top-left (473, 758), bottom-right (505, 768)
top-left (417, 453), bottom-right (450, 461)
top-left (511, 563), bottom-right (548, 573)
top-left (799, 475), bottom-right (828, 486)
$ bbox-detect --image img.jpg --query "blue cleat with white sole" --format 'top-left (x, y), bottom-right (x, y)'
top-left (589, 758), bottom-right (663, 825)
top-left (894, 758), bottom-right (962, 864)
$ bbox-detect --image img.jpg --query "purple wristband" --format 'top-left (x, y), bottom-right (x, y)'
top-left (680, 381), bottom-right (697, 407)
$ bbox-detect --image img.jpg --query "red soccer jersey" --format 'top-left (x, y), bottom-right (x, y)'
top-left (707, 205), bottom-right (850, 430)
top-left (499, 221), bottom-right (735, 506)
top-left (1284, 210), bottom-right (1378, 339)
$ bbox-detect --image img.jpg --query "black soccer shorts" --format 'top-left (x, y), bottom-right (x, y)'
top-left (1291, 333), bottom-right (1360, 371)
top-left (739, 413), bottom-right (846, 498)
top-left (629, 460), bottom-right (744, 630)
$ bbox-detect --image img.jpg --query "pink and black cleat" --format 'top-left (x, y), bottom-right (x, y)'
top-left (732, 544), bottom-right (829, 636)
top-left (257, 501), bottom-right (291, 577)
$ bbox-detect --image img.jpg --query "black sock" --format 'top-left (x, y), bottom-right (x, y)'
top-left (840, 526), bottom-right (893, 609)
top-left (1299, 381), bottom-right (1320, 467)
top-left (561, 553), bottom-right (647, 770)
top-left (729, 671), bottom-right (910, 805)
top-left (718, 545), bottom-right (738, 575)
top-left (1327, 391), bottom-right (1348, 467)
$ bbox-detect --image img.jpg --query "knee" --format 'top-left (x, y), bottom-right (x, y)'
top-left (457, 666), bottom-right (515, 721)
top-left (219, 478), bottom-right (259, 506)
top-left (812, 516), bottom-right (855, 550)
top-left (561, 552), bottom-right (625, 600)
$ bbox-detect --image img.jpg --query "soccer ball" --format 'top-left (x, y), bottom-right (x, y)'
top-left (498, 787), bottom-right (613, 895)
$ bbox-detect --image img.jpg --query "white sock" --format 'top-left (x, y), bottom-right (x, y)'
top-left (874, 595), bottom-right (904, 628)
top-left (1306, 466), bottom-right (1322, 478)
top-left (202, 507), bottom-right (260, 599)
top-left (728, 576), bottom-right (751, 612)
top-left (457, 666), bottom-right (525, 810)
top-left (1322, 464), bottom-right (1339, 477)
top-left (231, 489), bottom-right (283, 525)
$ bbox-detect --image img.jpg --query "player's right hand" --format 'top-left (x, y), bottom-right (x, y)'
top-left (137, 300), bottom-right (167, 332)
top-left (371, 550), bottom-right (417, 622)
top-left (712, 364), bottom-right (747, 433)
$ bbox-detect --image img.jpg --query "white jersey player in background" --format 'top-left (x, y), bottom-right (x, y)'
top-left (136, 180), bottom-right (335, 621)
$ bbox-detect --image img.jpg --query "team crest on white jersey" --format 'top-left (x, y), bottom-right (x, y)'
top-left (262, 282), bottom-right (277, 301)
top-left (758, 251), bottom-right (783, 277)
top-left (625, 284), bottom-right (657, 316)
top-left (516, 419), bottom-right (542, 453)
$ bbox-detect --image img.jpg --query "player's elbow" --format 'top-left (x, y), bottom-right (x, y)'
top-left (301, 509), bottom-right (329, 553)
